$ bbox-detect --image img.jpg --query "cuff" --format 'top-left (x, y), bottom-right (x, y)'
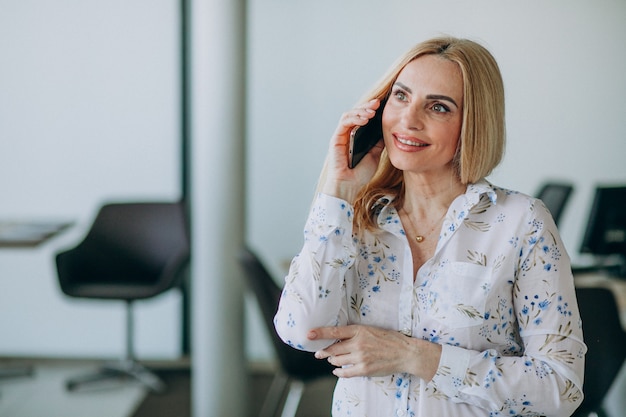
top-left (315, 193), bottom-right (354, 225)
top-left (306, 193), bottom-right (354, 234)
top-left (430, 344), bottom-right (471, 398)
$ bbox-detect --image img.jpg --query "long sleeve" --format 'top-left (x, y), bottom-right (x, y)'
top-left (274, 193), bottom-right (356, 352)
top-left (429, 193), bottom-right (586, 416)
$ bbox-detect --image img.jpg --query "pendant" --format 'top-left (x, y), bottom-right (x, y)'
top-left (415, 235), bottom-right (424, 243)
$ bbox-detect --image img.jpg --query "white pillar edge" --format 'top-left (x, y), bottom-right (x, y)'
top-left (189, 0), bottom-right (247, 416)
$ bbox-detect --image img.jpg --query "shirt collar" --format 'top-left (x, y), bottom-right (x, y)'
top-left (374, 179), bottom-right (498, 234)
top-left (466, 179), bottom-right (498, 206)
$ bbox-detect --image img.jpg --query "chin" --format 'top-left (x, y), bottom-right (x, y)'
top-left (387, 153), bottom-right (418, 172)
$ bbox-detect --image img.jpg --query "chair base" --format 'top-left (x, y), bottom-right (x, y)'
top-left (66, 359), bottom-right (165, 394)
top-left (259, 371), bottom-right (305, 417)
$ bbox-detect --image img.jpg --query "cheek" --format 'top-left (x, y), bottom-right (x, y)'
top-left (381, 120), bottom-right (390, 145)
top-left (381, 109), bottom-right (391, 130)
top-left (431, 124), bottom-right (462, 162)
top-left (440, 122), bottom-right (462, 147)
top-left (443, 134), bottom-right (461, 158)
top-left (381, 111), bottom-right (396, 144)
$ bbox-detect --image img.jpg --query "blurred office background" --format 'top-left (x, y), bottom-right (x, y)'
top-left (1, 0), bottom-right (625, 416)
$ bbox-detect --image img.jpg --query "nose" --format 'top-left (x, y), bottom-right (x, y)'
top-left (400, 105), bottom-right (425, 131)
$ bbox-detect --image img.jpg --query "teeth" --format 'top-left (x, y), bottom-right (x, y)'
top-left (397, 137), bottom-right (427, 147)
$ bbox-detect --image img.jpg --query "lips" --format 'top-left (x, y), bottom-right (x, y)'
top-left (395, 135), bottom-right (429, 147)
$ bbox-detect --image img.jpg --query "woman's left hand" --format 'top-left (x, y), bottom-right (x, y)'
top-left (308, 324), bottom-right (442, 380)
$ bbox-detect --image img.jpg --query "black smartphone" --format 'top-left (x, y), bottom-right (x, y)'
top-left (348, 100), bottom-right (386, 169)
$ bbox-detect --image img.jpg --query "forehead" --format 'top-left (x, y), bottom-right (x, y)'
top-left (396, 55), bottom-right (463, 99)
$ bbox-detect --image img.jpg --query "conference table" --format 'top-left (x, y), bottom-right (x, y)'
top-left (0, 220), bottom-right (73, 248)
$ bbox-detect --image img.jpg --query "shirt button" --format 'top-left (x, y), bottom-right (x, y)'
top-left (396, 409), bottom-right (406, 417)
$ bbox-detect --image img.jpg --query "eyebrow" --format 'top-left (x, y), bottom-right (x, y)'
top-left (393, 82), bottom-right (459, 108)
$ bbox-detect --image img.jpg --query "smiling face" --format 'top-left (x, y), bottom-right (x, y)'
top-left (382, 54), bottom-right (464, 178)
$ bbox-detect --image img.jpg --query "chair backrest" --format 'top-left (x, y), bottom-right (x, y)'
top-left (575, 286), bottom-right (626, 414)
top-left (56, 201), bottom-right (190, 300)
top-left (237, 246), bottom-right (334, 381)
top-left (535, 182), bottom-right (574, 226)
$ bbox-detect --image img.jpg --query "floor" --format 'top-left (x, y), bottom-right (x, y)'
top-left (0, 359), bottom-right (146, 417)
top-left (9, 357), bottom-right (622, 417)
top-left (0, 358), bottom-right (336, 417)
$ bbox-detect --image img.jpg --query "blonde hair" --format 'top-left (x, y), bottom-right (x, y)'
top-left (349, 36), bottom-right (506, 232)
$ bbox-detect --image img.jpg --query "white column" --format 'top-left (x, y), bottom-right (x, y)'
top-left (189, 0), bottom-right (247, 416)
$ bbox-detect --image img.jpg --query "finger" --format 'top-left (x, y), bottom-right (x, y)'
top-left (315, 343), bottom-right (349, 365)
top-left (334, 112), bottom-right (372, 140)
top-left (331, 363), bottom-right (360, 378)
top-left (313, 341), bottom-right (342, 360)
top-left (308, 325), bottom-right (355, 341)
top-left (314, 337), bottom-right (352, 360)
top-left (334, 100), bottom-right (380, 137)
top-left (314, 349), bottom-right (331, 360)
top-left (353, 107), bottom-right (376, 120)
top-left (313, 339), bottom-right (346, 360)
top-left (326, 353), bottom-right (354, 368)
top-left (348, 103), bottom-right (378, 125)
top-left (362, 98), bottom-right (381, 112)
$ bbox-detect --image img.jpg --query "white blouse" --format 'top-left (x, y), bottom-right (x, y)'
top-left (274, 180), bottom-right (585, 417)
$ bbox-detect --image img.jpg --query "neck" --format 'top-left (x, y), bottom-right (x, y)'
top-left (401, 172), bottom-right (465, 217)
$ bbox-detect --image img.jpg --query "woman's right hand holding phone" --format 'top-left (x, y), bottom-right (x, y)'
top-left (320, 98), bottom-right (384, 204)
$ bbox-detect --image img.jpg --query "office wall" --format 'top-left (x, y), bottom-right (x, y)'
top-left (0, 0), bottom-right (181, 217)
top-left (244, 0), bottom-right (626, 361)
top-left (0, 0), bottom-right (181, 358)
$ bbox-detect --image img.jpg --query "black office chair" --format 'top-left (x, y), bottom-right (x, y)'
top-left (572, 287), bottom-right (626, 417)
top-left (55, 201), bottom-right (190, 393)
top-left (535, 182), bottom-right (574, 226)
top-left (237, 246), bottom-right (335, 417)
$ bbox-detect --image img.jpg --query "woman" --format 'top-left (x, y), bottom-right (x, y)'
top-left (274, 36), bottom-right (585, 416)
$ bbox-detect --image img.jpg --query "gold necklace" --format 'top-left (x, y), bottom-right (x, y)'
top-left (400, 207), bottom-right (446, 243)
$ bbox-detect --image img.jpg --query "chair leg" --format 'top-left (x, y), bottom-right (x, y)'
top-left (120, 300), bottom-right (164, 392)
top-left (66, 359), bottom-right (165, 393)
top-left (66, 366), bottom-right (125, 391)
top-left (259, 371), bottom-right (289, 417)
top-left (280, 380), bottom-right (305, 417)
top-left (122, 361), bottom-right (166, 393)
top-left (66, 300), bottom-right (165, 393)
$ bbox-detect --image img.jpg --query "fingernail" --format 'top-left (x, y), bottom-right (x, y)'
top-left (307, 330), bottom-right (317, 340)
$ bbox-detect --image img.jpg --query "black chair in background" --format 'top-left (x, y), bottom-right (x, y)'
top-left (237, 246), bottom-right (335, 417)
top-left (55, 201), bottom-right (190, 393)
top-left (573, 287), bottom-right (626, 417)
top-left (535, 182), bottom-right (574, 226)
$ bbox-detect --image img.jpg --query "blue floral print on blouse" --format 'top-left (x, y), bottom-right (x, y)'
top-left (274, 179), bottom-right (586, 417)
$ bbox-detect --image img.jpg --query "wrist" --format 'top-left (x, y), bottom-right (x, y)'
top-left (405, 337), bottom-right (442, 382)
top-left (320, 180), bottom-right (360, 204)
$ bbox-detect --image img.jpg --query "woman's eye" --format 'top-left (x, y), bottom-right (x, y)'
top-left (432, 103), bottom-right (450, 113)
top-left (393, 90), bottom-right (407, 101)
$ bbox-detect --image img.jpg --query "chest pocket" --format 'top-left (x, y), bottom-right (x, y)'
top-left (427, 261), bottom-right (493, 328)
